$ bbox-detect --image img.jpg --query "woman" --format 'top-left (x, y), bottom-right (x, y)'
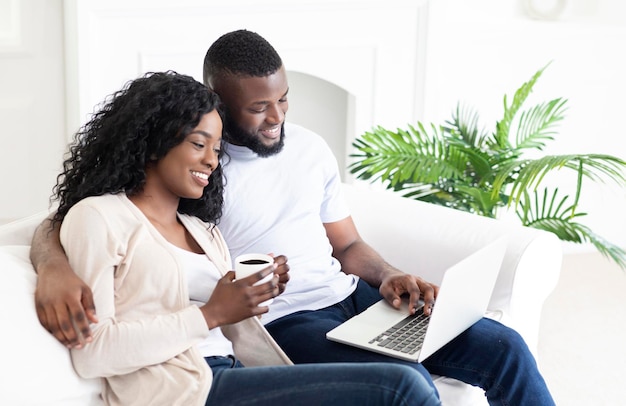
top-left (51, 71), bottom-right (440, 405)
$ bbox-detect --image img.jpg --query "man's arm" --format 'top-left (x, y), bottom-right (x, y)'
top-left (324, 216), bottom-right (438, 316)
top-left (30, 215), bottom-right (97, 348)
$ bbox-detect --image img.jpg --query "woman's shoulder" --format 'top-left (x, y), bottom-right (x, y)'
top-left (65, 194), bottom-right (142, 231)
top-left (66, 194), bottom-right (121, 217)
top-left (72, 194), bottom-right (123, 208)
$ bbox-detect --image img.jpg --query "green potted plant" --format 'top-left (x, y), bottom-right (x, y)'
top-left (349, 64), bottom-right (626, 269)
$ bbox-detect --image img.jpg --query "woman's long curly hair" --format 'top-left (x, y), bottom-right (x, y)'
top-left (51, 71), bottom-right (225, 226)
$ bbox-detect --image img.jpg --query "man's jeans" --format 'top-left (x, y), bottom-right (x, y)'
top-left (205, 355), bottom-right (440, 405)
top-left (266, 279), bottom-right (556, 406)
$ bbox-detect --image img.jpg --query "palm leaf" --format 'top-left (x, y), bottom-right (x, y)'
top-left (350, 124), bottom-right (464, 187)
top-left (444, 103), bottom-right (489, 148)
top-left (455, 184), bottom-right (503, 217)
top-left (577, 228), bottom-right (626, 270)
top-left (349, 64), bottom-right (626, 270)
top-left (517, 188), bottom-right (584, 229)
top-left (517, 188), bottom-right (626, 269)
top-left (445, 137), bottom-right (496, 183)
top-left (396, 182), bottom-right (482, 214)
top-left (515, 98), bottom-right (567, 150)
top-left (494, 154), bottom-right (626, 208)
top-left (533, 218), bottom-right (626, 268)
top-left (495, 63), bottom-right (551, 147)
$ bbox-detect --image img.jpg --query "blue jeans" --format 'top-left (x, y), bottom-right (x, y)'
top-left (205, 355), bottom-right (440, 405)
top-left (265, 280), bottom-right (556, 406)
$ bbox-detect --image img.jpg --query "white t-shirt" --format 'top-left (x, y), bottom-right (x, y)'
top-left (219, 122), bottom-right (359, 324)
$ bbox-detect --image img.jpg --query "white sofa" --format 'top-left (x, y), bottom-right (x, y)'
top-left (0, 183), bottom-right (562, 405)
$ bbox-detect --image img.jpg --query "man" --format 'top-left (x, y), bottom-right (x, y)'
top-left (32, 29), bottom-right (555, 405)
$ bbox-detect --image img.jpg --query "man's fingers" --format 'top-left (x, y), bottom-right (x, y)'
top-left (68, 302), bottom-right (92, 343)
top-left (40, 304), bottom-right (59, 336)
top-left (407, 291), bottom-right (422, 315)
top-left (417, 280), bottom-right (437, 316)
top-left (43, 299), bottom-right (91, 349)
top-left (43, 305), bottom-right (73, 347)
top-left (401, 277), bottom-right (422, 314)
top-left (56, 303), bottom-right (83, 348)
top-left (380, 274), bottom-right (424, 314)
top-left (35, 302), bottom-right (49, 331)
top-left (80, 288), bottom-right (98, 324)
top-left (381, 289), bottom-right (403, 309)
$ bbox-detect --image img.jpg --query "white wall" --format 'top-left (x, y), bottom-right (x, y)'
top-left (62, 0), bottom-right (429, 194)
top-left (1, 0), bottom-right (625, 256)
top-left (423, 0), bottom-right (626, 253)
top-left (0, 0), bottom-right (66, 224)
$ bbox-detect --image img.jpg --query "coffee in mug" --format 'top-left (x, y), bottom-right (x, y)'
top-left (234, 253), bottom-right (274, 306)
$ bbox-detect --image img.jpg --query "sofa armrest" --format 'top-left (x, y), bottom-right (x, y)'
top-left (0, 243), bottom-right (102, 405)
top-left (0, 210), bottom-right (50, 247)
top-left (341, 183), bottom-right (562, 354)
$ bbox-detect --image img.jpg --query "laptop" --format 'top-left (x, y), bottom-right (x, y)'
top-left (326, 237), bottom-right (507, 362)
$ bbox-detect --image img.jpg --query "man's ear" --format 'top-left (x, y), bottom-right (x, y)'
top-left (203, 73), bottom-right (213, 90)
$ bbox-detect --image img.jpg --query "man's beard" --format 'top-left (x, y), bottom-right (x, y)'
top-left (224, 115), bottom-right (285, 158)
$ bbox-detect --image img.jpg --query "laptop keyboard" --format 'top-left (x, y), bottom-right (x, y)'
top-left (368, 307), bottom-right (429, 355)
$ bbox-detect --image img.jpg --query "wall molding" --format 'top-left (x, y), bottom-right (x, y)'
top-left (0, 0), bottom-right (22, 53)
top-left (63, 0), bottom-right (430, 140)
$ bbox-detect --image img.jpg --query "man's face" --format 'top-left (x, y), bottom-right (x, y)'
top-left (213, 66), bottom-right (289, 157)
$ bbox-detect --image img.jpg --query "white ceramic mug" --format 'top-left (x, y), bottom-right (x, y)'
top-left (234, 253), bottom-right (274, 306)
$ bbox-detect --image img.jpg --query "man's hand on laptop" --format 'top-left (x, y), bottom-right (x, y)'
top-left (380, 273), bottom-right (439, 316)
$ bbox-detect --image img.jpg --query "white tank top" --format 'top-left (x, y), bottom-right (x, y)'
top-left (169, 243), bottom-right (234, 357)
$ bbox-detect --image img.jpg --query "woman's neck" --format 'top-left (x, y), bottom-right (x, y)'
top-left (128, 191), bottom-right (203, 254)
top-left (128, 187), bottom-right (179, 224)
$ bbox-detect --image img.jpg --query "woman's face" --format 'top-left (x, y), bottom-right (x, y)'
top-left (153, 110), bottom-right (223, 200)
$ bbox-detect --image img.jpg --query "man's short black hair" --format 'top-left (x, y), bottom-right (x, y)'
top-left (203, 29), bottom-right (283, 87)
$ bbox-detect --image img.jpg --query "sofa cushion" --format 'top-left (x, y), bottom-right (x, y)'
top-left (0, 245), bottom-right (102, 406)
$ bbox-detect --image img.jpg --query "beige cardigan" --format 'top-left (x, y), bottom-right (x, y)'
top-left (60, 194), bottom-right (291, 406)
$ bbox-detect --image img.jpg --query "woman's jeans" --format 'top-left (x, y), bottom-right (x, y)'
top-left (265, 280), bottom-right (556, 406)
top-left (205, 355), bottom-right (440, 405)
